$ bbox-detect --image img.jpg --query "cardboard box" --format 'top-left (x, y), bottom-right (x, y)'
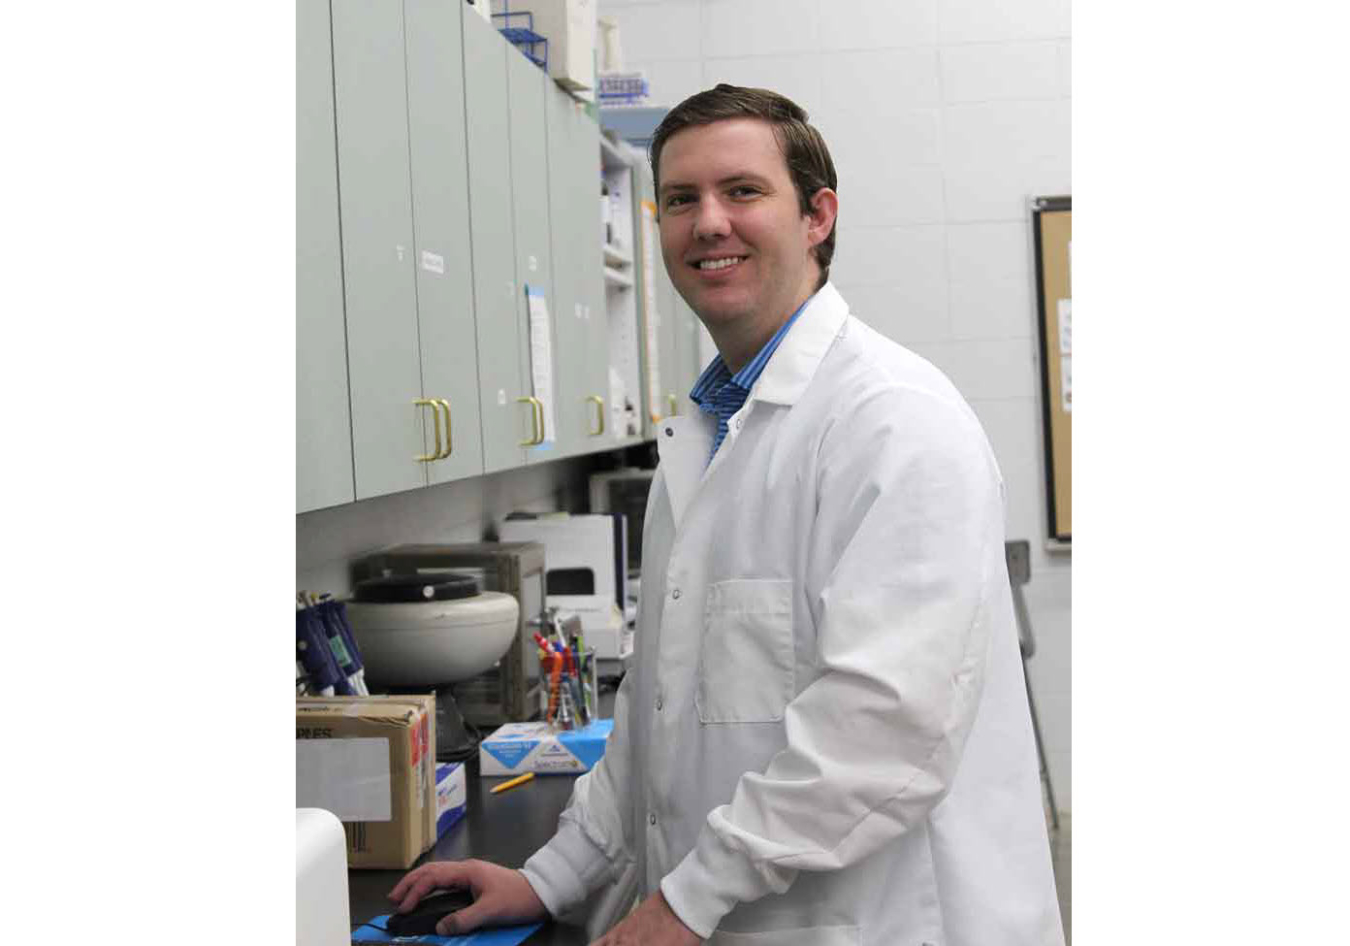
top-left (298, 694), bottom-right (439, 855)
top-left (479, 719), bottom-right (614, 776)
top-left (435, 762), bottom-right (468, 840)
top-left (296, 697), bottom-right (433, 869)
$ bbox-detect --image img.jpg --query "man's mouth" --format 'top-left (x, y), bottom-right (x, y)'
top-left (694, 256), bottom-right (747, 272)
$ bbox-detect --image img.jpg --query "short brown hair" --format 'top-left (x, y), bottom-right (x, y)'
top-left (650, 84), bottom-right (838, 290)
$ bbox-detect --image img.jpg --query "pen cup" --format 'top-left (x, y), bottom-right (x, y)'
top-left (538, 646), bottom-right (598, 729)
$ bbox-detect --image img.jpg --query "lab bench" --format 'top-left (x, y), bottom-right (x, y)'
top-left (346, 730), bottom-right (611, 945)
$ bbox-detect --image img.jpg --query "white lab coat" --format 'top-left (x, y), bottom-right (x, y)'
top-left (523, 284), bottom-right (1064, 946)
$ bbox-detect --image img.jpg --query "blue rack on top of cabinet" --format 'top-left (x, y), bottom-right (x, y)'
top-left (491, 2), bottom-right (548, 71)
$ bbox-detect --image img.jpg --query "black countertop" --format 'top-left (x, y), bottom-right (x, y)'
top-left (346, 751), bottom-right (595, 944)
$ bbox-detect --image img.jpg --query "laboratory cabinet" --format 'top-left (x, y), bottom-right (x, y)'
top-left (546, 84), bottom-right (612, 458)
top-left (296, 0), bottom-right (355, 513)
top-left (505, 46), bottom-right (563, 466)
top-left (404, 0), bottom-right (487, 487)
top-left (462, 8), bottom-right (541, 474)
top-left (297, 0), bottom-right (694, 515)
top-left (329, 0), bottom-right (429, 502)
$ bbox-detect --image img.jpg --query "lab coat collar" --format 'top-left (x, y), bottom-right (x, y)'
top-left (747, 282), bottom-right (849, 407)
top-left (655, 411), bottom-right (715, 529)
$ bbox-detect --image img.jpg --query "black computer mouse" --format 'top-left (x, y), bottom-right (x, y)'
top-left (385, 887), bottom-right (476, 936)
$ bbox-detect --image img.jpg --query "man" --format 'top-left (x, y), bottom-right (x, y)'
top-left (389, 85), bottom-right (1065, 946)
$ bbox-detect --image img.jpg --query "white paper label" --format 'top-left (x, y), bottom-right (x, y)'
top-left (497, 389), bottom-right (507, 406)
top-left (421, 250), bottom-right (445, 275)
top-left (395, 245), bottom-right (405, 262)
top-left (296, 737), bottom-right (391, 822)
top-left (1060, 355), bottom-right (1072, 413)
top-left (529, 255), bottom-right (538, 272)
top-left (1057, 298), bottom-right (1072, 355)
top-left (525, 286), bottom-right (558, 446)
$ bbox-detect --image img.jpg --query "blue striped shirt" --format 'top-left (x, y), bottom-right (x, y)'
top-left (689, 298), bottom-right (810, 465)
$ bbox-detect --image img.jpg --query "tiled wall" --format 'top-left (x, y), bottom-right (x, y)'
top-left (601, 0), bottom-right (1073, 808)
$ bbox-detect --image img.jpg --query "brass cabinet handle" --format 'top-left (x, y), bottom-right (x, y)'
top-left (666, 393), bottom-right (678, 418)
top-left (434, 398), bottom-right (452, 459)
top-left (530, 396), bottom-right (545, 444)
top-left (516, 396), bottom-right (544, 446)
top-left (413, 398), bottom-right (442, 462)
top-left (587, 395), bottom-right (605, 436)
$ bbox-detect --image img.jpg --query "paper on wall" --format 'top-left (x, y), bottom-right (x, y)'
top-left (1060, 355), bottom-right (1072, 414)
top-left (525, 286), bottom-right (557, 447)
top-left (1058, 298), bottom-right (1072, 355)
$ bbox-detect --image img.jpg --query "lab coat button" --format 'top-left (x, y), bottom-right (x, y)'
top-left (655, 696), bottom-right (663, 711)
top-left (665, 427), bottom-right (674, 437)
top-left (734, 418), bottom-right (742, 430)
top-left (649, 813), bottom-right (657, 826)
top-left (671, 587), bottom-right (681, 600)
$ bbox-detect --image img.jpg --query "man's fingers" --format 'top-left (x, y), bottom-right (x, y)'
top-left (435, 899), bottom-right (486, 937)
top-left (395, 874), bottom-right (447, 912)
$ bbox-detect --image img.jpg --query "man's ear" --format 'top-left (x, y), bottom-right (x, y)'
top-left (805, 187), bottom-right (838, 249)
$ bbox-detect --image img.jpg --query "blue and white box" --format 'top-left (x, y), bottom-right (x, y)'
top-left (479, 719), bottom-right (614, 776)
top-left (435, 762), bottom-right (467, 840)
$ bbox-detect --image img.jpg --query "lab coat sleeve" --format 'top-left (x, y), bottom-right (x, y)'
top-left (519, 664), bottom-right (637, 917)
top-left (661, 385), bottom-right (1005, 938)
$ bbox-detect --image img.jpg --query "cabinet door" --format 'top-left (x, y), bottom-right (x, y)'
top-left (544, 86), bottom-right (596, 459)
top-left (574, 116), bottom-right (610, 451)
top-left (405, 0), bottom-right (484, 485)
top-left (297, 0), bottom-right (355, 513)
top-left (331, 0), bottom-right (428, 500)
top-left (463, 12), bottom-right (530, 473)
top-left (508, 55), bottom-right (562, 463)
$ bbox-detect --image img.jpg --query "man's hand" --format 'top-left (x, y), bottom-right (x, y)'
top-left (589, 890), bottom-right (701, 946)
top-left (387, 858), bottom-right (549, 937)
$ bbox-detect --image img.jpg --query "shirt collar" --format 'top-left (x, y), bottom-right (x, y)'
top-left (689, 293), bottom-right (815, 406)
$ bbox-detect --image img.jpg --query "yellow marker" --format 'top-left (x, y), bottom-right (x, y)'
top-left (490, 772), bottom-right (536, 795)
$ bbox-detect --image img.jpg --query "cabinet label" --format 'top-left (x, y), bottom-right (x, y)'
top-left (421, 250), bottom-right (445, 275)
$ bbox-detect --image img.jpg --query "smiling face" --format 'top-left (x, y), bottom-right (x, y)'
top-left (656, 118), bottom-right (836, 369)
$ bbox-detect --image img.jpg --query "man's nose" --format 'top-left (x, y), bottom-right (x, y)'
top-left (692, 197), bottom-right (731, 240)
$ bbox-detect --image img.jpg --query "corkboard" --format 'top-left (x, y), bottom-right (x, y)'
top-left (1032, 197), bottom-right (1071, 544)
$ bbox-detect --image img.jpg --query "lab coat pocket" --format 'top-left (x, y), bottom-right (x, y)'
top-left (696, 579), bottom-right (795, 723)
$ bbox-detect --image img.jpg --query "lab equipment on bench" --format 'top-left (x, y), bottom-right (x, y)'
top-left (352, 543), bottom-right (548, 727)
top-left (344, 572), bottom-right (518, 760)
top-left (498, 513), bottom-right (634, 666)
top-left (295, 808), bottom-right (350, 946)
top-left (295, 601), bottom-right (346, 696)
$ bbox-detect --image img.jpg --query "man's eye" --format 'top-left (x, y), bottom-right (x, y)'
top-left (665, 195), bottom-right (692, 210)
top-left (729, 186), bottom-right (760, 198)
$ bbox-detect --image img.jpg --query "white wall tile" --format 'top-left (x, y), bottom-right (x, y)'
top-left (942, 99), bottom-right (1070, 221)
top-left (837, 280), bottom-right (951, 346)
top-left (829, 223), bottom-right (946, 288)
top-left (946, 221), bottom-right (1036, 339)
top-left (702, 53), bottom-right (823, 116)
top-left (820, 47), bottom-right (942, 124)
top-left (938, 0), bottom-right (1070, 44)
top-left (701, 0), bottom-right (819, 59)
top-left (819, 0), bottom-right (939, 50)
top-left (627, 57), bottom-right (707, 106)
top-left (1056, 40), bottom-right (1071, 98)
top-left (821, 105), bottom-right (942, 171)
top-left (828, 147), bottom-right (946, 226)
top-left (602, 0), bottom-right (702, 63)
top-left (940, 41), bottom-right (1061, 104)
top-left (908, 336), bottom-right (1036, 401)
top-left (968, 396), bottom-right (1045, 542)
